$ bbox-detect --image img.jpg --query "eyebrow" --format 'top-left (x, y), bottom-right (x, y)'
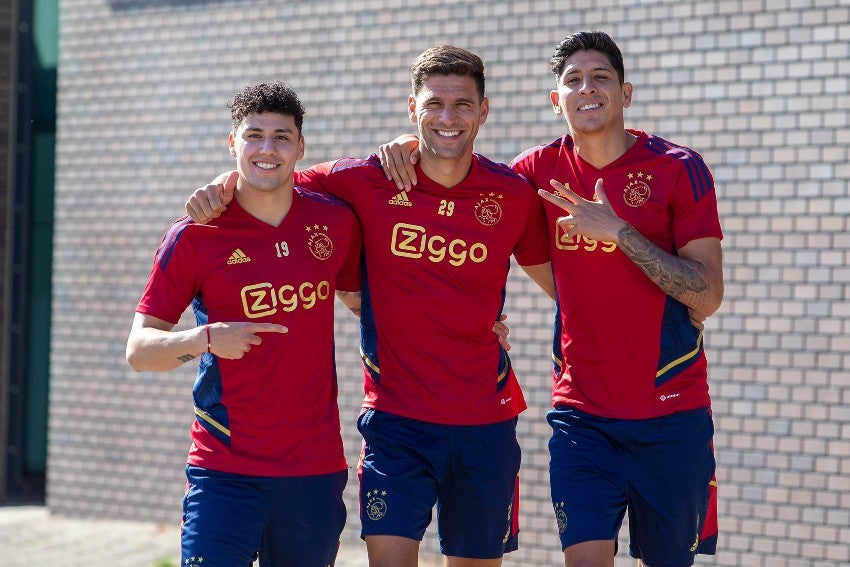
top-left (422, 95), bottom-right (477, 104)
top-left (563, 66), bottom-right (614, 75)
top-left (244, 126), bottom-right (295, 134)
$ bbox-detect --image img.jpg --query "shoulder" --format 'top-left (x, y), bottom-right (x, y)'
top-left (472, 154), bottom-right (540, 201)
top-left (474, 153), bottom-right (530, 184)
top-left (642, 133), bottom-right (708, 167)
top-left (161, 215), bottom-right (200, 243)
top-left (330, 154), bottom-right (384, 175)
top-left (511, 136), bottom-right (570, 167)
top-left (159, 208), bottom-right (239, 245)
top-left (295, 186), bottom-right (354, 209)
top-left (294, 186), bottom-right (357, 220)
top-left (641, 133), bottom-right (714, 198)
top-left (154, 216), bottom-right (197, 264)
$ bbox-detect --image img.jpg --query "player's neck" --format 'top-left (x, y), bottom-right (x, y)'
top-left (571, 128), bottom-right (638, 169)
top-left (418, 151), bottom-right (473, 189)
top-left (235, 182), bottom-right (294, 227)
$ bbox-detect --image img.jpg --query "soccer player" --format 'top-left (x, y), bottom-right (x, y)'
top-left (185, 46), bottom-right (555, 567)
top-left (126, 81), bottom-right (362, 567)
top-left (379, 32), bottom-right (723, 567)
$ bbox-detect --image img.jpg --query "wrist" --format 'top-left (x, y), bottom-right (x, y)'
top-left (203, 324), bottom-right (212, 355)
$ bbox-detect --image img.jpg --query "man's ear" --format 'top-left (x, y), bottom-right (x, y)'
top-left (228, 132), bottom-right (236, 157)
top-left (622, 82), bottom-right (634, 109)
top-left (550, 90), bottom-right (562, 115)
top-left (478, 97), bottom-right (490, 125)
top-left (408, 94), bottom-right (417, 125)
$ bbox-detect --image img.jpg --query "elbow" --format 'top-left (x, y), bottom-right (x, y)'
top-left (125, 345), bottom-right (145, 372)
top-left (708, 280), bottom-right (725, 316)
top-left (696, 286), bottom-right (724, 319)
top-left (702, 299), bottom-right (722, 319)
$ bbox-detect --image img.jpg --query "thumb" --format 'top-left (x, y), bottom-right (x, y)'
top-left (410, 148), bottom-right (421, 165)
top-left (222, 170), bottom-right (238, 204)
top-left (593, 178), bottom-right (608, 204)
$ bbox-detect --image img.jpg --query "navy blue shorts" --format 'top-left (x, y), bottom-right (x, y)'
top-left (181, 466), bottom-right (347, 567)
top-left (548, 407), bottom-right (715, 567)
top-left (356, 409), bottom-right (521, 559)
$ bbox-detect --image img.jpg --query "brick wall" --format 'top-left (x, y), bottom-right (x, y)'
top-left (49, 1), bottom-right (850, 566)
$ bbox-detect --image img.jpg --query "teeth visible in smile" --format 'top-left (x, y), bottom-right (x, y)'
top-left (579, 103), bottom-right (601, 111)
top-left (437, 130), bottom-right (461, 137)
top-left (256, 162), bottom-right (277, 169)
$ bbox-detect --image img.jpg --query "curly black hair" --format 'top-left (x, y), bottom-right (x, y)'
top-left (229, 81), bottom-right (305, 133)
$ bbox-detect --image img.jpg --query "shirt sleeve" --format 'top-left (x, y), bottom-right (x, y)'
top-left (295, 161), bottom-right (337, 196)
top-left (512, 180), bottom-right (551, 266)
top-left (135, 220), bottom-right (201, 323)
top-left (670, 154), bottom-right (723, 250)
top-left (335, 212), bottom-right (363, 293)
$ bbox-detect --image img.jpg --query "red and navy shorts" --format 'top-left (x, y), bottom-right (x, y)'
top-left (356, 409), bottom-right (521, 559)
top-left (181, 466), bottom-right (347, 567)
top-left (547, 406), bottom-right (716, 565)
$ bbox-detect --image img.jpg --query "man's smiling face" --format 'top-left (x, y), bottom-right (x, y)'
top-left (550, 49), bottom-right (633, 136)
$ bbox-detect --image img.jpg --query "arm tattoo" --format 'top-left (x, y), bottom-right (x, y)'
top-left (617, 225), bottom-right (708, 306)
top-left (177, 353), bottom-right (196, 364)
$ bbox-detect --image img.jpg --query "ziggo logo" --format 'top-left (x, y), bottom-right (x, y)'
top-left (240, 280), bottom-right (331, 318)
top-left (390, 223), bottom-right (487, 266)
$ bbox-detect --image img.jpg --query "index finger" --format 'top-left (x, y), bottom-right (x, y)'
top-left (252, 323), bottom-right (289, 334)
top-left (537, 188), bottom-right (574, 213)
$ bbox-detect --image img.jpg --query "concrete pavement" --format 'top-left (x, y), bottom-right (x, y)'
top-left (0, 505), bottom-right (380, 566)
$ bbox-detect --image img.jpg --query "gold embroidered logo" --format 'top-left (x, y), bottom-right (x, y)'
top-left (240, 280), bottom-right (331, 318)
top-left (365, 489), bottom-right (388, 521)
top-left (305, 224), bottom-right (333, 260)
top-left (502, 502), bottom-right (513, 544)
top-left (474, 193), bottom-right (503, 226)
top-left (388, 191), bottom-right (413, 206)
top-left (554, 501), bottom-right (567, 534)
top-left (227, 248), bottom-right (251, 264)
top-left (690, 513), bottom-right (701, 552)
top-left (624, 171), bottom-right (652, 207)
top-left (390, 222), bottom-right (487, 266)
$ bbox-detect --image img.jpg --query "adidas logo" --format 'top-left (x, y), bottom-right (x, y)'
top-left (227, 248), bottom-right (251, 265)
top-left (388, 191), bottom-right (412, 207)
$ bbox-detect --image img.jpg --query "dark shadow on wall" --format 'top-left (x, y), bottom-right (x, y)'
top-left (109, 0), bottom-right (235, 10)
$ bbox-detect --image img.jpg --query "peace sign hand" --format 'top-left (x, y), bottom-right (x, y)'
top-left (537, 178), bottom-right (628, 244)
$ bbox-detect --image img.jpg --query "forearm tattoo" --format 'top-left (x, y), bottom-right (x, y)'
top-left (177, 354), bottom-right (196, 364)
top-left (617, 225), bottom-right (708, 307)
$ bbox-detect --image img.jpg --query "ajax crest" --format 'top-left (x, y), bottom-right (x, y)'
top-left (365, 489), bottom-right (388, 521)
top-left (623, 172), bottom-right (652, 207)
top-left (554, 501), bottom-right (567, 534)
top-left (306, 224), bottom-right (333, 260)
top-left (474, 193), bottom-right (503, 226)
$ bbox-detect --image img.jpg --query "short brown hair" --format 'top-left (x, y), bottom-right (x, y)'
top-left (410, 45), bottom-right (486, 99)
